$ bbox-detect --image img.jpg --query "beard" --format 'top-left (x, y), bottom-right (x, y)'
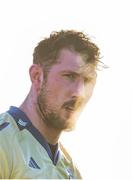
top-left (36, 82), bottom-right (83, 131)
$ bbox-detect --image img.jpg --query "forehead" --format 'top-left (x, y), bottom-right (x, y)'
top-left (50, 48), bottom-right (96, 76)
top-left (57, 48), bottom-right (86, 67)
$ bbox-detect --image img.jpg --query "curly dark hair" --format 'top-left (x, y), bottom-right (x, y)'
top-left (33, 30), bottom-right (100, 69)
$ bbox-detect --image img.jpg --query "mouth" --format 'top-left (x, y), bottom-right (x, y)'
top-left (65, 106), bottom-right (75, 112)
top-left (63, 99), bottom-right (82, 113)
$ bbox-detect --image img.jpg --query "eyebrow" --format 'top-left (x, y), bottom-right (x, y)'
top-left (61, 70), bottom-right (97, 79)
top-left (61, 70), bottom-right (79, 74)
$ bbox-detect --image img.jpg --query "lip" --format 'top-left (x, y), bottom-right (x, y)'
top-left (65, 106), bottom-right (76, 112)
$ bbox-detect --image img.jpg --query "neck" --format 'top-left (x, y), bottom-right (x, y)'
top-left (19, 94), bottom-right (62, 145)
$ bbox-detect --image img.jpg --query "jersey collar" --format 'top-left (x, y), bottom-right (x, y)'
top-left (7, 106), bottom-right (60, 165)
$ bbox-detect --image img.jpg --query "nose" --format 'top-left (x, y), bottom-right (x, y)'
top-left (71, 79), bottom-right (85, 99)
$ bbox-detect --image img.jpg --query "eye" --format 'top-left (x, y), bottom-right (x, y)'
top-left (84, 77), bottom-right (90, 83)
top-left (84, 77), bottom-right (96, 85)
top-left (63, 74), bottom-right (76, 80)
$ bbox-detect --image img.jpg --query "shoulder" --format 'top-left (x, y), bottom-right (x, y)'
top-left (59, 142), bottom-right (82, 179)
top-left (0, 112), bottom-right (11, 137)
top-left (0, 111), bottom-right (19, 144)
top-left (0, 112), bottom-right (18, 178)
top-left (0, 112), bottom-right (11, 130)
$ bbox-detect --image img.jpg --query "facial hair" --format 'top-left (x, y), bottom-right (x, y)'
top-left (37, 82), bottom-right (83, 131)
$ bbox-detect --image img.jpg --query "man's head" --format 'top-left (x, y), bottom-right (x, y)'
top-left (30, 30), bottom-right (100, 131)
top-left (33, 30), bottom-right (100, 76)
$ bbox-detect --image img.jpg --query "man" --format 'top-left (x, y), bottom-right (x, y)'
top-left (0, 30), bottom-right (100, 178)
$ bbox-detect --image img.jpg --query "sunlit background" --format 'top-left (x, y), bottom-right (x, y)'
top-left (0, 0), bottom-right (132, 179)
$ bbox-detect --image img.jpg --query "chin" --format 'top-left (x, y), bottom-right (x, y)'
top-left (64, 125), bottom-right (76, 132)
top-left (62, 117), bottom-right (77, 132)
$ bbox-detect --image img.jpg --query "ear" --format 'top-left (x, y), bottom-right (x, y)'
top-left (29, 64), bottom-right (43, 89)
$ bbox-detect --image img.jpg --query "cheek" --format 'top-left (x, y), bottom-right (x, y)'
top-left (48, 76), bottom-right (68, 94)
top-left (48, 80), bottom-right (61, 96)
top-left (46, 82), bottom-right (65, 104)
top-left (85, 84), bottom-right (95, 100)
